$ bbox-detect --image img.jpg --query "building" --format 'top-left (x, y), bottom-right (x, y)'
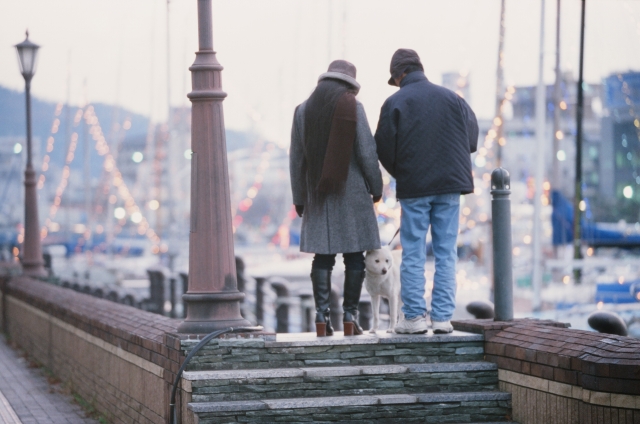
top-left (599, 72), bottom-right (640, 222)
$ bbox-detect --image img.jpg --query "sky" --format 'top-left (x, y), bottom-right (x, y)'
top-left (2, 0), bottom-right (640, 145)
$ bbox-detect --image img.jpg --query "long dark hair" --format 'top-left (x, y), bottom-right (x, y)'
top-left (303, 78), bottom-right (357, 201)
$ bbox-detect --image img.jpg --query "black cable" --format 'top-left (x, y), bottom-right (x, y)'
top-left (169, 326), bottom-right (262, 424)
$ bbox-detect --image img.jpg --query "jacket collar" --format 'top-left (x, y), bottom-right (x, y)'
top-left (400, 71), bottom-right (428, 88)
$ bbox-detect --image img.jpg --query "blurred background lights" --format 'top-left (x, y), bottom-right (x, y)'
top-left (474, 156), bottom-right (486, 167)
top-left (623, 185), bottom-right (633, 199)
top-left (114, 207), bottom-right (126, 219)
top-left (131, 151), bottom-right (143, 163)
top-left (184, 149), bottom-right (192, 159)
top-left (130, 211), bottom-right (142, 223)
top-left (556, 150), bottom-right (566, 161)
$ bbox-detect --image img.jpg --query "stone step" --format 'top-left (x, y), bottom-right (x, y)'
top-left (184, 361), bottom-right (499, 403)
top-left (181, 331), bottom-right (485, 371)
top-left (189, 391), bottom-right (513, 423)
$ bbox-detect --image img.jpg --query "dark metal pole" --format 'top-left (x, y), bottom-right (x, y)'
top-left (573, 0), bottom-right (586, 283)
top-left (178, 0), bottom-right (251, 333)
top-left (495, 0), bottom-right (506, 167)
top-left (22, 77), bottom-right (47, 277)
top-left (491, 168), bottom-right (513, 321)
top-left (552, 0), bottom-right (562, 187)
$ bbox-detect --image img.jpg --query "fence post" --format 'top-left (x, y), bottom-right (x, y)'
top-left (255, 277), bottom-right (265, 326)
top-left (270, 278), bottom-right (290, 333)
top-left (491, 167), bottom-right (514, 321)
top-left (169, 276), bottom-right (177, 318)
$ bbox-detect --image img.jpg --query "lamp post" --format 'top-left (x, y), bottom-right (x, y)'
top-left (178, 0), bottom-right (251, 333)
top-left (15, 31), bottom-right (47, 278)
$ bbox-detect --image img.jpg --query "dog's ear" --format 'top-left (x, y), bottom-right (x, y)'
top-left (365, 250), bottom-right (373, 255)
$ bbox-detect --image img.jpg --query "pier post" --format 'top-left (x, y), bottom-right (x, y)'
top-left (491, 168), bottom-right (514, 321)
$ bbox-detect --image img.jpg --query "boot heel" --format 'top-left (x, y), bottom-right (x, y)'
top-left (343, 322), bottom-right (354, 336)
top-left (316, 323), bottom-right (327, 337)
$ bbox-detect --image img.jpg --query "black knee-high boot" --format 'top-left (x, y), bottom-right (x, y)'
top-left (311, 269), bottom-right (334, 336)
top-left (343, 270), bottom-right (365, 336)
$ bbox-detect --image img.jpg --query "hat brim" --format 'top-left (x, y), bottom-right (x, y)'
top-left (318, 72), bottom-right (361, 91)
top-left (388, 76), bottom-right (397, 86)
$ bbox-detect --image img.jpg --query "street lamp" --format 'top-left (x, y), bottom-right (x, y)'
top-left (15, 30), bottom-right (47, 277)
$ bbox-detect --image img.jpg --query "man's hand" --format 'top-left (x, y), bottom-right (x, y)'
top-left (372, 195), bottom-right (382, 203)
top-left (295, 205), bottom-right (304, 217)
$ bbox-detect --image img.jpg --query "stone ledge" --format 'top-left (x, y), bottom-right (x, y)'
top-left (4, 276), bottom-right (179, 363)
top-left (267, 330), bottom-right (484, 347)
top-left (182, 360), bottom-right (497, 385)
top-left (477, 320), bottom-right (640, 396)
top-left (452, 318), bottom-right (570, 339)
top-left (188, 391), bottom-right (511, 413)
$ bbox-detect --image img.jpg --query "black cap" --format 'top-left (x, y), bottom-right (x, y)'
top-left (388, 49), bottom-right (423, 86)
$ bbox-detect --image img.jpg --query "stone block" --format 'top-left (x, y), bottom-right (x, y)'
top-left (378, 394), bottom-right (418, 404)
top-left (189, 400), bottom-right (267, 413)
top-left (455, 346), bottom-right (484, 355)
top-left (302, 367), bottom-right (361, 378)
top-left (263, 395), bottom-right (379, 409)
top-left (303, 359), bottom-right (350, 366)
top-left (360, 365), bottom-right (408, 375)
top-left (218, 339), bottom-right (266, 348)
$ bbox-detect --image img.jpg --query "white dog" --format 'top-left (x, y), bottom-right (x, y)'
top-left (364, 246), bottom-right (404, 333)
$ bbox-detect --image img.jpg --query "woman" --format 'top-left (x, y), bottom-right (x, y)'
top-left (290, 60), bottom-right (383, 336)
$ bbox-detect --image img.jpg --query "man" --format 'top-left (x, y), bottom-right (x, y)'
top-left (375, 49), bottom-right (478, 334)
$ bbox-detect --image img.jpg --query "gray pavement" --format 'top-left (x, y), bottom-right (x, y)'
top-left (0, 336), bottom-right (98, 424)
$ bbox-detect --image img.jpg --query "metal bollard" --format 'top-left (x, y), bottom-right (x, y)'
top-left (299, 293), bottom-right (314, 332)
top-left (169, 277), bottom-right (177, 318)
top-left (491, 168), bottom-right (514, 321)
top-left (255, 277), bottom-right (266, 326)
top-left (146, 270), bottom-right (166, 315)
top-left (270, 278), bottom-right (290, 333)
top-left (358, 299), bottom-right (372, 331)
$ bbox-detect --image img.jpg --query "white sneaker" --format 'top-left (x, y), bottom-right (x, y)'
top-left (432, 320), bottom-right (453, 334)
top-left (394, 316), bottom-right (429, 334)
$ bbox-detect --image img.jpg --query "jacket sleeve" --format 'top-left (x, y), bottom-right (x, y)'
top-left (289, 105), bottom-right (307, 205)
top-left (374, 99), bottom-right (398, 177)
top-left (354, 102), bottom-right (383, 197)
top-left (457, 97), bottom-right (479, 153)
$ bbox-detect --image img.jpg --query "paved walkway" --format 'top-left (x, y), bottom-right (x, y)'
top-left (0, 336), bottom-right (97, 424)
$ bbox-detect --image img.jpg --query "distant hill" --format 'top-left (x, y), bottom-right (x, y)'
top-left (0, 85), bottom-right (150, 179)
top-left (0, 85), bottom-right (262, 175)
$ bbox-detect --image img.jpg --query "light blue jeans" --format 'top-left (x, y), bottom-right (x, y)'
top-left (399, 193), bottom-right (460, 321)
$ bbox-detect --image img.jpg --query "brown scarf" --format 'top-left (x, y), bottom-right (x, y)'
top-left (316, 92), bottom-right (357, 194)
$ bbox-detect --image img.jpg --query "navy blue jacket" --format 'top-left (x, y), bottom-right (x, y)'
top-left (374, 71), bottom-right (478, 199)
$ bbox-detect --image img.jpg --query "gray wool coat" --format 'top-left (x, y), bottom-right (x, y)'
top-left (290, 100), bottom-right (383, 254)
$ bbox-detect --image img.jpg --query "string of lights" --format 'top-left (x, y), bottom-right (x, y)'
top-left (231, 142), bottom-right (275, 233)
top-left (37, 102), bottom-right (64, 191)
top-left (81, 106), bottom-right (164, 252)
top-left (41, 107), bottom-right (84, 238)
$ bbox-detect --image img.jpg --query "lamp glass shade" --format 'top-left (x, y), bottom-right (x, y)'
top-left (15, 36), bottom-right (40, 79)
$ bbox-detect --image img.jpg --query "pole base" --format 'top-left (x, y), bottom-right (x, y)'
top-left (22, 261), bottom-right (47, 278)
top-left (178, 291), bottom-right (252, 334)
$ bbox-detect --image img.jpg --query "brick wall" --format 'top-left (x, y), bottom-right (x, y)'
top-left (2, 275), bottom-right (187, 424)
top-left (453, 319), bottom-right (640, 423)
